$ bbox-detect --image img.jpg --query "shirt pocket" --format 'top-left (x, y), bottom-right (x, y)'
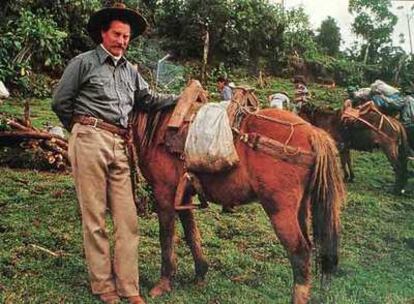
top-left (122, 79), bottom-right (136, 105)
top-left (89, 76), bottom-right (116, 99)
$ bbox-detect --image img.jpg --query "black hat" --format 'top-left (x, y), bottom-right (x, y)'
top-left (87, 3), bottom-right (148, 44)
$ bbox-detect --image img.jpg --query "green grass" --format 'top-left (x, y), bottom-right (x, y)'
top-left (0, 78), bottom-right (413, 303)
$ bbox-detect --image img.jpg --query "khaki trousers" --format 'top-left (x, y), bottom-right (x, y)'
top-left (68, 123), bottom-right (139, 297)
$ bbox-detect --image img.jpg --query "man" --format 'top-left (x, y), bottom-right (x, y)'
top-left (52, 3), bottom-right (177, 304)
top-left (216, 76), bottom-right (233, 101)
top-left (292, 75), bottom-right (310, 112)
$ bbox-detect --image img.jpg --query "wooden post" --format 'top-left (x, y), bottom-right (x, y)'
top-left (23, 100), bottom-right (31, 128)
top-left (201, 27), bottom-right (209, 85)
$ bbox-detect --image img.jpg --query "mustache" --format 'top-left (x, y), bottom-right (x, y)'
top-left (113, 45), bottom-right (126, 50)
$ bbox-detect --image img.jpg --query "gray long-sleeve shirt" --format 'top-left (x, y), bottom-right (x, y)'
top-left (52, 45), bottom-right (177, 130)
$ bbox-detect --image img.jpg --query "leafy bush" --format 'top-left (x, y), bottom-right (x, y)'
top-left (0, 10), bottom-right (66, 96)
top-left (0, 0), bottom-right (100, 96)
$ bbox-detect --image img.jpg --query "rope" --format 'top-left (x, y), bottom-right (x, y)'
top-left (238, 105), bottom-right (308, 150)
top-left (342, 111), bottom-right (395, 142)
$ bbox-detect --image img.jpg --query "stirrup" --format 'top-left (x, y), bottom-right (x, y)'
top-left (174, 172), bottom-right (209, 211)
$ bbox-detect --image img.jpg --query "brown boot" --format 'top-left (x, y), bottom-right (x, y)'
top-left (128, 295), bottom-right (146, 304)
top-left (99, 291), bottom-right (120, 304)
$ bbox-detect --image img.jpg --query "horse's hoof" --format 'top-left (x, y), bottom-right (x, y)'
top-left (195, 260), bottom-right (209, 280)
top-left (149, 278), bottom-right (172, 298)
top-left (292, 284), bottom-right (310, 304)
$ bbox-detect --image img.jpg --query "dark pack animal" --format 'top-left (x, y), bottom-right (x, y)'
top-left (299, 102), bottom-right (409, 194)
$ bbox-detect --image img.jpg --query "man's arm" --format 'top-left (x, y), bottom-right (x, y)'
top-left (52, 58), bottom-right (82, 130)
top-left (134, 72), bottom-right (179, 111)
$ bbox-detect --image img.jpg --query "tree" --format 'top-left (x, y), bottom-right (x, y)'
top-left (154, 0), bottom-right (285, 72)
top-left (349, 0), bottom-right (397, 64)
top-left (316, 16), bottom-right (341, 56)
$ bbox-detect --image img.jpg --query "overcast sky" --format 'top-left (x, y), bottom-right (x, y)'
top-left (271, 0), bottom-right (414, 53)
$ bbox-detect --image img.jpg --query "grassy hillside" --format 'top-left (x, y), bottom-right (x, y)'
top-left (0, 78), bottom-right (413, 303)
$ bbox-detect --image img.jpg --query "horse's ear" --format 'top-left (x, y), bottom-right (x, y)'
top-left (186, 79), bottom-right (202, 88)
top-left (343, 99), bottom-right (352, 111)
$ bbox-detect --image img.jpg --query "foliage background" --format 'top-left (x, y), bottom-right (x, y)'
top-left (0, 0), bottom-right (413, 97)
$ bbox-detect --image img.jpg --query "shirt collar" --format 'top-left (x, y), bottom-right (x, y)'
top-left (96, 44), bottom-right (126, 65)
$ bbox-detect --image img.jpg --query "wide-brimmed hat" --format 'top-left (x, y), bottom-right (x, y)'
top-left (87, 3), bottom-right (148, 44)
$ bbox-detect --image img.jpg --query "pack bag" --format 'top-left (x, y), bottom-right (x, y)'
top-left (354, 87), bottom-right (371, 99)
top-left (0, 81), bottom-right (9, 99)
top-left (184, 102), bottom-right (239, 173)
top-left (371, 93), bottom-right (405, 112)
top-left (401, 95), bottom-right (414, 127)
top-left (370, 80), bottom-right (399, 96)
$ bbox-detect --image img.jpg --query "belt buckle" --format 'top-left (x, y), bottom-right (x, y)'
top-left (92, 117), bottom-right (99, 128)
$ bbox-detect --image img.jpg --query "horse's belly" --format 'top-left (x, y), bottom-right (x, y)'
top-left (197, 169), bottom-right (256, 205)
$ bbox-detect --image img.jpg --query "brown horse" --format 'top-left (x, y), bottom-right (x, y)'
top-left (132, 81), bottom-right (345, 304)
top-left (299, 102), bottom-right (409, 193)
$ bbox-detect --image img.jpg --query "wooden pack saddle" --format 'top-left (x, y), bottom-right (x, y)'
top-left (164, 80), bottom-right (260, 211)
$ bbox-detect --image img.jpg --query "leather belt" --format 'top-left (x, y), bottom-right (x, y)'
top-left (72, 115), bottom-right (129, 138)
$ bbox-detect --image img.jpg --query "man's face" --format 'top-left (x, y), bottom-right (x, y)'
top-left (101, 20), bottom-right (131, 57)
top-left (217, 81), bottom-right (225, 91)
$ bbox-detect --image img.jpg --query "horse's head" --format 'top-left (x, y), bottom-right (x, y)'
top-left (298, 102), bottom-right (339, 127)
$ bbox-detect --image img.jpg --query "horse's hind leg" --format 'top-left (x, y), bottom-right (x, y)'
top-left (340, 148), bottom-right (354, 182)
top-left (149, 191), bottom-right (177, 298)
top-left (178, 194), bottom-right (208, 283)
top-left (261, 196), bottom-right (311, 304)
top-left (382, 143), bottom-right (407, 194)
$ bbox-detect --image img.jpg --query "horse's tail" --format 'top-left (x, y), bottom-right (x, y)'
top-left (309, 129), bottom-right (345, 277)
top-left (395, 121), bottom-right (409, 191)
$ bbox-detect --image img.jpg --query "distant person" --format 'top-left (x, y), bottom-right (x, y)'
top-left (268, 92), bottom-right (290, 110)
top-left (293, 75), bottom-right (309, 112)
top-left (217, 76), bottom-right (233, 101)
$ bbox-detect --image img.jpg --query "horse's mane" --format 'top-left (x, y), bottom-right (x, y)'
top-left (131, 104), bottom-right (175, 149)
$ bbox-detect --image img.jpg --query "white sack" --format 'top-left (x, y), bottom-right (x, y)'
top-left (354, 87), bottom-right (371, 99)
top-left (371, 80), bottom-right (399, 96)
top-left (0, 81), bottom-right (10, 99)
top-left (184, 102), bottom-right (239, 172)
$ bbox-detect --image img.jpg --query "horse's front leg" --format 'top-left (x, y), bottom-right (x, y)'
top-left (178, 193), bottom-right (209, 284)
top-left (149, 193), bottom-right (177, 298)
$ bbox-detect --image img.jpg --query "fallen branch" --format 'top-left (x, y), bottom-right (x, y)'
top-left (0, 130), bottom-right (68, 150)
top-left (29, 244), bottom-right (61, 257)
top-left (1, 113), bottom-right (69, 170)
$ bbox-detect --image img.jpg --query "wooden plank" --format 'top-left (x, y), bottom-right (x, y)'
top-left (168, 80), bottom-right (205, 128)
